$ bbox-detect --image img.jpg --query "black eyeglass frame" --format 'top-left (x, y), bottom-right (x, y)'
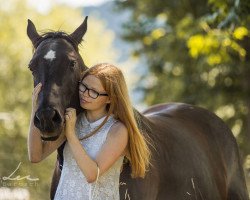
top-left (78, 81), bottom-right (108, 99)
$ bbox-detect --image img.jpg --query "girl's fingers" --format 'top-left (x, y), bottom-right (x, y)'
top-left (32, 83), bottom-right (42, 110)
top-left (35, 83), bottom-right (42, 92)
top-left (66, 108), bottom-right (75, 112)
top-left (64, 109), bottom-right (76, 121)
top-left (65, 115), bottom-right (69, 120)
top-left (33, 83), bottom-right (42, 96)
top-left (65, 113), bottom-right (71, 118)
top-left (65, 108), bottom-right (76, 117)
top-left (34, 83), bottom-right (42, 91)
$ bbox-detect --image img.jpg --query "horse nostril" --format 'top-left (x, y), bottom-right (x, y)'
top-left (34, 108), bottom-right (61, 127)
top-left (34, 112), bottom-right (41, 127)
top-left (34, 110), bottom-right (45, 131)
top-left (33, 108), bottom-right (62, 132)
top-left (52, 110), bottom-right (62, 124)
top-left (35, 112), bottom-right (41, 121)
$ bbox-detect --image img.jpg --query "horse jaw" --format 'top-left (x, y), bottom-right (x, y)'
top-left (40, 128), bottom-right (63, 141)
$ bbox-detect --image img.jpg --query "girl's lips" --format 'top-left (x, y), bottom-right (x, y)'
top-left (80, 98), bottom-right (90, 103)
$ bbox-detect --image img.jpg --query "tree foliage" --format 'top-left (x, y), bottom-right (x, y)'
top-left (116, 0), bottom-right (250, 156)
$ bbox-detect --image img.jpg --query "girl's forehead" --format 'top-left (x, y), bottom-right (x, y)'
top-left (82, 75), bottom-right (104, 90)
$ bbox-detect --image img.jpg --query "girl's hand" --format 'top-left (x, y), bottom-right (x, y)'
top-left (32, 83), bottom-right (42, 112)
top-left (64, 108), bottom-right (77, 139)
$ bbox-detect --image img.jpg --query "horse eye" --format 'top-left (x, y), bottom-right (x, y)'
top-left (28, 64), bottom-right (35, 72)
top-left (28, 59), bottom-right (37, 72)
top-left (69, 60), bottom-right (77, 68)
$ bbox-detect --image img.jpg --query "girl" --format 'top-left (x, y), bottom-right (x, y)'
top-left (28, 63), bottom-right (151, 199)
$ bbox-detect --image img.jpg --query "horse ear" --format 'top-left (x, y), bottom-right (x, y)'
top-left (70, 16), bottom-right (88, 45)
top-left (27, 19), bottom-right (42, 47)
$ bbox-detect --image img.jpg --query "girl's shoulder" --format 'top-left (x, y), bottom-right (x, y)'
top-left (109, 120), bottom-right (127, 135)
top-left (110, 121), bottom-right (129, 158)
top-left (107, 120), bottom-right (128, 154)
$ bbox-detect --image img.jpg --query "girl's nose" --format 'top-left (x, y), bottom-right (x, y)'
top-left (83, 90), bottom-right (90, 98)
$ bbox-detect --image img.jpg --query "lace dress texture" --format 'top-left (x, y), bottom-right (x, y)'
top-left (54, 113), bottom-right (124, 200)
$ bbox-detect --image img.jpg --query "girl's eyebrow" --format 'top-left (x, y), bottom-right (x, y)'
top-left (82, 81), bottom-right (98, 91)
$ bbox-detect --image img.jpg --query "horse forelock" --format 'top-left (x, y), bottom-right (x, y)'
top-left (33, 31), bottom-right (80, 52)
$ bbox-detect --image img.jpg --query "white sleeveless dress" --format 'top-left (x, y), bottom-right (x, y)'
top-left (54, 113), bottom-right (124, 200)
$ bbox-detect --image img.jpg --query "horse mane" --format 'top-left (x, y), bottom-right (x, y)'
top-left (133, 108), bottom-right (152, 134)
top-left (133, 108), bottom-right (157, 153)
top-left (33, 31), bottom-right (82, 52)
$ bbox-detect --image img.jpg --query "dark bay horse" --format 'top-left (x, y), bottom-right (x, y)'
top-left (27, 18), bottom-right (249, 200)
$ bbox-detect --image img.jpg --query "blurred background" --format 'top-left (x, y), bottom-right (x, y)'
top-left (0, 0), bottom-right (249, 199)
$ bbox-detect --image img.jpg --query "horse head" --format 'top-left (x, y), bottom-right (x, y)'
top-left (27, 17), bottom-right (88, 141)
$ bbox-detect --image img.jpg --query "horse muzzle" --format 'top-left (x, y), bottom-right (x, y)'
top-left (34, 107), bottom-right (64, 140)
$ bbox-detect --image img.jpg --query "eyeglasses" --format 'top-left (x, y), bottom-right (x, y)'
top-left (78, 81), bottom-right (108, 99)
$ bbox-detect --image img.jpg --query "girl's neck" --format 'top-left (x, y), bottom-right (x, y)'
top-left (85, 109), bottom-right (108, 123)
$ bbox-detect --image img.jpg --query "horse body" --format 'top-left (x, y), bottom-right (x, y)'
top-left (26, 19), bottom-right (249, 200)
top-left (120, 103), bottom-right (248, 199)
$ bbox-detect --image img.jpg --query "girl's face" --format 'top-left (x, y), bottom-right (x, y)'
top-left (79, 75), bottom-right (110, 111)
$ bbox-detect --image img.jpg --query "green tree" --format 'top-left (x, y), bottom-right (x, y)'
top-left (116, 0), bottom-right (250, 155)
top-left (0, 0), bottom-right (117, 199)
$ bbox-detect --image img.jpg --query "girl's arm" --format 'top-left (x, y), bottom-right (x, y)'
top-left (65, 108), bottom-right (128, 183)
top-left (28, 115), bottom-right (66, 162)
top-left (28, 83), bottom-right (66, 163)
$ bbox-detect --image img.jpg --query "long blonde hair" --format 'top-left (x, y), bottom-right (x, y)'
top-left (80, 63), bottom-right (151, 178)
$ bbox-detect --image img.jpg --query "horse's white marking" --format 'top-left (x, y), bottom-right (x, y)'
top-left (44, 50), bottom-right (56, 61)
